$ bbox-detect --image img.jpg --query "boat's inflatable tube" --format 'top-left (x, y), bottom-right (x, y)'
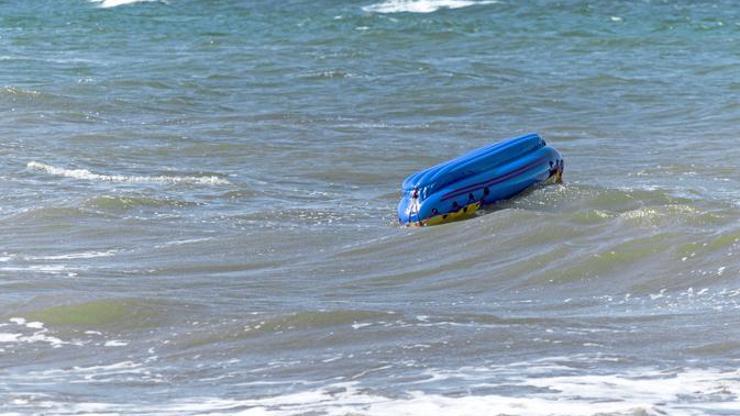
top-left (398, 133), bottom-right (563, 226)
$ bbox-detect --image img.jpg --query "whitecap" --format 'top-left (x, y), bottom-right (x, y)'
top-left (25, 250), bottom-right (118, 261)
top-left (0, 333), bottom-right (21, 343)
top-left (363, 0), bottom-right (498, 14)
top-left (0, 320), bottom-right (70, 347)
top-left (1, 264), bottom-right (73, 275)
top-left (9, 317), bottom-right (26, 325)
top-left (155, 237), bottom-right (215, 248)
top-left (90, 0), bottom-right (164, 8)
top-left (6, 366), bottom-right (738, 415)
top-left (24, 250), bottom-right (117, 261)
top-left (27, 161), bottom-right (229, 186)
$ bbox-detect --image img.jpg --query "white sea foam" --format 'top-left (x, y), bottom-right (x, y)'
top-left (0, 319), bottom-right (68, 348)
top-left (363, 0), bottom-right (498, 14)
top-left (1, 264), bottom-right (76, 275)
top-left (27, 161), bottom-right (229, 186)
top-left (155, 237), bottom-right (215, 248)
top-left (9, 317), bottom-right (26, 325)
top-left (0, 333), bottom-right (21, 343)
top-left (90, 0), bottom-right (163, 8)
top-left (25, 250), bottom-right (118, 261)
top-left (200, 368), bottom-right (739, 415)
top-left (3, 364), bottom-right (739, 415)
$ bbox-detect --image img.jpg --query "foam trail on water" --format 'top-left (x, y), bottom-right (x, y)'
top-left (27, 162), bottom-right (230, 186)
top-left (90, 0), bottom-right (163, 8)
top-left (362, 0), bottom-right (498, 14)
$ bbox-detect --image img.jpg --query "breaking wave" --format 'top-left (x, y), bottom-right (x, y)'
top-left (27, 161), bottom-right (230, 186)
top-left (362, 0), bottom-right (499, 14)
top-left (3, 364), bottom-right (739, 415)
top-left (90, 0), bottom-right (164, 8)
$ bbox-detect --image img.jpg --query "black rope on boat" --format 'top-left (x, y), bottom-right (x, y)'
top-left (410, 187), bottom-right (421, 226)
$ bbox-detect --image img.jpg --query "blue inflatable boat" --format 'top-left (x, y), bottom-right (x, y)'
top-left (398, 133), bottom-right (563, 226)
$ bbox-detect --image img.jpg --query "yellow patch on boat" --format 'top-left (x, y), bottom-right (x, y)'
top-left (545, 165), bottom-right (564, 185)
top-left (552, 168), bottom-right (563, 184)
top-left (412, 201), bottom-right (481, 227)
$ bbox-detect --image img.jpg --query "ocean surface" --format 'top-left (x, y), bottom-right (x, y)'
top-left (1, 0), bottom-right (739, 414)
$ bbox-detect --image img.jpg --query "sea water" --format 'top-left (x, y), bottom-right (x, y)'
top-left (1, 0), bottom-right (739, 414)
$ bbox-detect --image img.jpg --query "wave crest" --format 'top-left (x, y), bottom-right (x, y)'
top-left (27, 161), bottom-right (230, 186)
top-left (362, 0), bottom-right (498, 14)
top-left (90, 0), bottom-right (164, 9)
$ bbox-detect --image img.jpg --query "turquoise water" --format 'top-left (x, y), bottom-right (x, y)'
top-left (1, 1), bottom-right (739, 414)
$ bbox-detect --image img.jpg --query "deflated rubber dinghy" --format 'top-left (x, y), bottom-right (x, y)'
top-left (398, 133), bottom-right (563, 226)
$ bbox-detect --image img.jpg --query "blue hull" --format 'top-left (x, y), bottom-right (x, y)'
top-left (398, 133), bottom-right (564, 226)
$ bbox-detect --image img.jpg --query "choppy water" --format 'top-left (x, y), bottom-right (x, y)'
top-left (1, 1), bottom-right (739, 414)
